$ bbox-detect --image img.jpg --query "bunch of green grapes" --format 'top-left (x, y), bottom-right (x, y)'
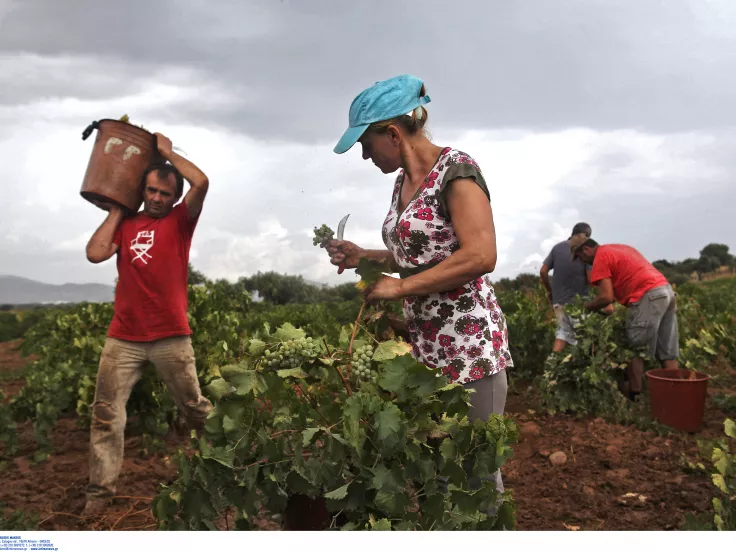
top-left (263, 337), bottom-right (321, 370)
top-left (352, 344), bottom-right (377, 383)
top-left (312, 224), bottom-right (334, 248)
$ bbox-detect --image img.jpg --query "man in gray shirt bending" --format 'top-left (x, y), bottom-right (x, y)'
top-left (540, 223), bottom-right (593, 353)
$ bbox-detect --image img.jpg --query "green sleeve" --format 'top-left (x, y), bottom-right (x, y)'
top-left (438, 163), bottom-right (490, 219)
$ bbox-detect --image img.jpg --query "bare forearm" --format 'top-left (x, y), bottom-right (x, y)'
top-left (584, 295), bottom-right (613, 311)
top-left (540, 271), bottom-right (552, 293)
top-left (398, 249), bottom-right (493, 298)
top-left (163, 150), bottom-right (208, 190)
top-left (86, 210), bottom-right (123, 262)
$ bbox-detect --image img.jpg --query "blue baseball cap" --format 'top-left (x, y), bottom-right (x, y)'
top-left (334, 74), bottom-right (431, 154)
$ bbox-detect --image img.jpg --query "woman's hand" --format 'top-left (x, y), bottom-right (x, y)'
top-left (325, 240), bottom-right (365, 273)
top-left (365, 275), bottom-right (404, 302)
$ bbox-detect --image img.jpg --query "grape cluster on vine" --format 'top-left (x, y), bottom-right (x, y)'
top-left (263, 337), bottom-right (321, 369)
top-left (352, 344), bottom-right (377, 383)
top-left (312, 224), bottom-right (335, 248)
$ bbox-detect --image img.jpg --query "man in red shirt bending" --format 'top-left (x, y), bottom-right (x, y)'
top-left (82, 132), bottom-right (212, 515)
top-left (570, 237), bottom-right (679, 400)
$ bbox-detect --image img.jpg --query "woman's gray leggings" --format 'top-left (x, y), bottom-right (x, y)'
top-left (463, 369), bottom-right (509, 493)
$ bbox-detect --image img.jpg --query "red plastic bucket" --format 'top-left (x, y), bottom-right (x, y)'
top-left (646, 368), bottom-right (710, 432)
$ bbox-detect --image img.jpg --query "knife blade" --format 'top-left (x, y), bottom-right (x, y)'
top-left (336, 214), bottom-right (350, 274)
top-left (337, 213), bottom-right (350, 241)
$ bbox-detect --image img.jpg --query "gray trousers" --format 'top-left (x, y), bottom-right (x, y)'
top-left (464, 370), bottom-right (508, 494)
top-left (87, 336), bottom-right (213, 501)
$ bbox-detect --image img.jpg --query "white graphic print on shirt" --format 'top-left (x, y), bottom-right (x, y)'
top-left (130, 231), bottom-right (155, 265)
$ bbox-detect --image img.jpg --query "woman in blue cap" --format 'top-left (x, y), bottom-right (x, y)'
top-left (326, 75), bottom-right (513, 493)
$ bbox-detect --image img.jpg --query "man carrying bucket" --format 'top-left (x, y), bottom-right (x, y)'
top-left (83, 132), bottom-right (212, 515)
top-left (570, 237), bottom-right (680, 400)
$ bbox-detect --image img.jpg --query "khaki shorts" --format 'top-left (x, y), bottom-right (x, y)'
top-left (625, 285), bottom-right (679, 361)
top-left (553, 304), bottom-right (578, 346)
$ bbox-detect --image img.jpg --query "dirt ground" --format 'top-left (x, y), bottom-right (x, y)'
top-left (0, 340), bottom-right (726, 531)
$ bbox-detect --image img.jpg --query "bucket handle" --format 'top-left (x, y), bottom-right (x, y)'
top-left (82, 121), bottom-right (99, 141)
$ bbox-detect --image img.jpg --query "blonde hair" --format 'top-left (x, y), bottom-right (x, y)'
top-left (366, 85), bottom-right (429, 137)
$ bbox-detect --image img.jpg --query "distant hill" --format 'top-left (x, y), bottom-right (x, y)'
top-left (0, 275), bottom-right (114, 306)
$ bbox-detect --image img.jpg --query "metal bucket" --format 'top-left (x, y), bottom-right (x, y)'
top-left (80, 119), bottom-right (164, 214)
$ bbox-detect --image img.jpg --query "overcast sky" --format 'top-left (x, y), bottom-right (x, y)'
top-left (1, 0), bottom-right (734, 287)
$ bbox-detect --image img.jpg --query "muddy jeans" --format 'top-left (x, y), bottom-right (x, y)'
top-left (87, 336), bottom-right (212, 500)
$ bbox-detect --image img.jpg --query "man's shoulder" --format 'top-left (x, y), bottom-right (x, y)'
top-left (550, 240), bottom-right (571, 258)
top-left (600, 244), bottom-right (638, 259)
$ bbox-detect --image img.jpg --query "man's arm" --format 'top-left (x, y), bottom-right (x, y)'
top-left (584, 277), bottom-right (615, 311)
top-left (155, 133), bottom-right (209, 220)
top-left (540, 263), bottom-right (553, 302)
top-left (86, 206), bottom-right (124, 263)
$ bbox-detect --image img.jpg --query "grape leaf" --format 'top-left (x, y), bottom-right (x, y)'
top-left (276, 368), bottom-right (309, 379)
top-left (450, 489), bottom-right (478, 514)
top-left (325, 483), bottom-right (350, 500)
top-left (369, 464), bottom-right (403, 493)
top-left (712, 474), bottom-right (727, 494)
top-left (375, 403), bottom-right (403, 454)
top-left (302, 427), bottom-right (322, 447)
top-left (339, 326), bottom-right (351, 348)
top-left (203, 378), bottom-right (233, 401)
top-left (273, 323), bottom-right (306, 342)
top-left (222, 414), bottom-right (238, 433)
top-left (372, 340), bottom-right (413, 362)
top-left (440, 438), bottom-right (456, 460)
top-left (369, 518), bottom-right (392, 531)
top-left (724, 418), bottom-right (736, 438)
top-left (220, 360), bottom-right (252, 381)
top-left (286, 470), bottom-right (315, 495)
top-left (374, 490), bottom-right (409, 515)
top-left (230, 372), bottom-right (267, 396)
top-left (356, 258), bottom-right (391, 286)
top-left (247, 339), bottom-right (266, 357)
top-left (376, 355), bottom-right (412, 393)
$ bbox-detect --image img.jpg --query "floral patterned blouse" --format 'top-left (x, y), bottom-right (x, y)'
top-left (382, 147), bottom-right (513, 383)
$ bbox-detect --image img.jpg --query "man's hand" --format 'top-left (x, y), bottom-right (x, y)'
top-left (153, 131), bottom-right (209, 220)
top-left (584, 278), bottom-right (614, 312)
top-left (154, 132), bottom-right (173, 158)
top-left (365, 275), bottom-right (404, 302)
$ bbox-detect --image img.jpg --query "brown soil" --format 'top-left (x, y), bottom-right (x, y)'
top-left (503, 389), bottom-right (723, 531)
top-left (0, 341), bottom-right (728, 531)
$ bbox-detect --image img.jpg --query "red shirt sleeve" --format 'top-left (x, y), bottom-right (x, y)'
top-left (176, 202), bottom-right (199, 238)
top-left (590, 250), bottom-right (612, 284)
top-left (113, 224), bottom-right (123, 248)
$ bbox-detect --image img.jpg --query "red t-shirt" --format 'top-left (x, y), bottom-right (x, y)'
top-left (590, 244), bottom-right (669, 306)
top-left (108, 202), bottom-right (197, 341)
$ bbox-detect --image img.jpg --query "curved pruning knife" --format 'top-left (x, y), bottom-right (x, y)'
top-left (336, 214), bottom-right (350, 274)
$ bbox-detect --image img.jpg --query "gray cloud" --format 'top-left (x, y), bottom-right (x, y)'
top-left (1, 0), bottom-right (735, 288)
top-left (3, 0), bottom-right (736, 143)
